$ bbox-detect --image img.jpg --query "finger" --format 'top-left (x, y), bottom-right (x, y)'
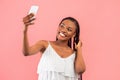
top-left (24, 18), bottom-right (35, 24)
top-left (78, 42), bottom-right (80, 46)
top-left (81, 42), bottom-right (83, 47)
top-left (29, 13), bottom-right (34, 17)
top-left (26, 13), bottom-right (34, 18)
top-left (29, 22), bottom-right (34, 25)
top-left (23, 17), bottom-right (30, 23)
top-left (74, 42), bottom-right (78, 49)
top-left (24, 21), bottom-right (34, 25)
top-left (28, 13), bottom-right (34, 19)
top-left (25, 22), bottom-right (34, 26)
top-left (29, 18), bottom-right (36, 22)
top-left (23, 13), bottom-right (34, 22)
top-left (78, 41), bottom-right (82, 47)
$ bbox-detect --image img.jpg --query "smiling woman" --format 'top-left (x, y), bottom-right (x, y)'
top-left (23, 13), bottom-right (86, 80)
top-left (57, 20), bottom-right (76, 41)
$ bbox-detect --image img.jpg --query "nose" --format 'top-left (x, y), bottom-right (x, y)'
top-left (61, 26), bottom-right (67, 33)
top-left (61, 29), bottom-right (67, 34)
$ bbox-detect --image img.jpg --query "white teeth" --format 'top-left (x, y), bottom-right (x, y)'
top-left (59, 32), bottom-right (65, 37)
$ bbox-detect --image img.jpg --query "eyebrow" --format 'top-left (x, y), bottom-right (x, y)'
top-left (61, 23), bottom-right (72, 28)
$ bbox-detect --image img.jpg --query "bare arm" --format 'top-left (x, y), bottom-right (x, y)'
top-left (23, 13), bottom-right (46, 56)
top-left (74, 41), bottom-right (86, 74)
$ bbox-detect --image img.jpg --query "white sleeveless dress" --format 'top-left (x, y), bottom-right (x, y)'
top-left (37, 42), bottom-right (79, 80)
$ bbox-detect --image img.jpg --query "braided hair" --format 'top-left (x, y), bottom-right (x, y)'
top-left (56, 17), bottom-right (80, 51)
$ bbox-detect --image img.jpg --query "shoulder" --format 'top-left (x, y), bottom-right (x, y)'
top-left (37, 40), bottom-right (49, 48)
top-left (37, 40), bottom-right (53, 53)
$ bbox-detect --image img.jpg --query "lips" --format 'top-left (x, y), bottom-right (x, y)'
top-left (59, 32), bottom-right (67, 37)
top-left (60, 32), bottom-right (65, 37)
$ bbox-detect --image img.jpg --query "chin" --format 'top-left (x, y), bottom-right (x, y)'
top-left (56, 34), bottom-right (70, 41)
top-left (57, 38), bottom-right (65, 41)
top-left (57, 37), bottom-right (69, 41)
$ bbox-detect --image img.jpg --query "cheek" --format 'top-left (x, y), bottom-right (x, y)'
top-left (57, 28), bottom-right (60, 32)
top-left (57, 27), bottom-right (61, 31)
top-left (70, 31), bottom-right (76, 37)
top-left (68, 32), bottom-right (74, 37)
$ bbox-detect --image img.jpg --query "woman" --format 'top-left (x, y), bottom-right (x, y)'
top-left (23, 13), bottom-right (86, 80)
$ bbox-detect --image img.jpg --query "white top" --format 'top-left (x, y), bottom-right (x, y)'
top-left (37, 42), bottom-right (80, 80)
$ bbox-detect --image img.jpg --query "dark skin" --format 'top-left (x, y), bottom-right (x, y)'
top-left (23, 13), bottom-right (86, 73)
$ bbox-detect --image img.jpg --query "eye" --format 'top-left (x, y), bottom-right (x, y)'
top-left (60, 23), bottom-right (64, 28)
top-left (67, 28), bottom-right (72, 31)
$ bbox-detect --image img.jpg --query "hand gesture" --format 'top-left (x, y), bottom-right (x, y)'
top-left (75, 40), bottom-right (82, 50)
top-left (23, 13), bottom-right (35, 27)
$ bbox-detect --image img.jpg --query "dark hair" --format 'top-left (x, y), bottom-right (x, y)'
top-left (56, 17), bottom-right (80, 51)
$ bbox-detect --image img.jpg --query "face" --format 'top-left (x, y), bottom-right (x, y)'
top-left (56, 19), bottom-right (76, 41)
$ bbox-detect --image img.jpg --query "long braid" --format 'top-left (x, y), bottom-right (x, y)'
top-left (73, 26), bottom-right (80, 51)
top-left (68, 38), bottom-right (72, 48)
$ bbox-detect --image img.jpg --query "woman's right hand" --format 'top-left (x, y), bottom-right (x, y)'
top-left (23, 13), bottom-right (35, 27)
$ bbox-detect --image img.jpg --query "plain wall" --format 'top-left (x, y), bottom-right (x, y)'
top-left (0, 0), bottom-right (120, 80)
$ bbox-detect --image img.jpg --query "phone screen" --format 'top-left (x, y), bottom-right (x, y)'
top-left (28, 5), bottom-right (39, 15)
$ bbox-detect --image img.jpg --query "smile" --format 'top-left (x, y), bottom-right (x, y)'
top-left (59, 32), bottom-right (66, 37)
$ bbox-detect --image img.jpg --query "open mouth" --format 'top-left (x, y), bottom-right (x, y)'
top-left (59, 32), bottom-right (67, 37)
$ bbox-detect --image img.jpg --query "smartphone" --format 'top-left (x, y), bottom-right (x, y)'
top-left (28, 5), bottom-right (39, 17)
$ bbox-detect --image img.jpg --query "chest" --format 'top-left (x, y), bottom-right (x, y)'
top-left (51, 45), bottom-right (74, 58)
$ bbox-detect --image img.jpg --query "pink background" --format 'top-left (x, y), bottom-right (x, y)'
top-left (0, 0), bottom-right (120, 80)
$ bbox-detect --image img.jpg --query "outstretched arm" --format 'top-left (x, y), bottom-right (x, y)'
top-left (23, 13), bottom-right (46, 56)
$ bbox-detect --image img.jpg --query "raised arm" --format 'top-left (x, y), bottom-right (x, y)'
top-left (74, 41), bottom-right (86, 74)
top-left (22, 13), bottom-right (46, 56)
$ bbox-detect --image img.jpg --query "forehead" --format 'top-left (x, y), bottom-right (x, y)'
top-left (61, 20), bottom-right (76, 28)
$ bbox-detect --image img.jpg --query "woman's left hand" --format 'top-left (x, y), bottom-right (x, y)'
top-left (75, 40), bottom-right (82, 50)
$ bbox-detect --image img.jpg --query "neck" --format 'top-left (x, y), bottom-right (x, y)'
top-left (55, 40), bottom-right (68, 47)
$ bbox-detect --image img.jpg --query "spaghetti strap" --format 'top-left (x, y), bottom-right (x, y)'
top-left (47, 41), bottom-right (50, 44)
